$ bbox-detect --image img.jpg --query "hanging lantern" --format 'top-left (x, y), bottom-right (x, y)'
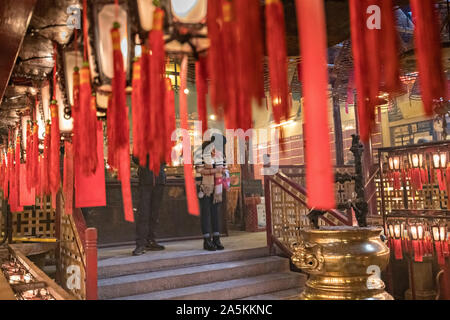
top-left (432, 151), bottom-right (447, 190)
top-left (391, 221), bottom-right (403, 260)
top-left (440, 152), bottom-right (447, 168)
top-left (388, 157), bottom-right (394, 171)
top-left (433, 224), bottom-right (448, 266)
top-left (40, 82), bottom-right (51, 123)
top-left (55, 79), bottom-right (73, 133)
top-left (393, 155), bottom-right (400, 171)
top-left (409, 223), bottom-right (423, 262)
top-left (411, 153), bottom-right (419, 168)
top-left (93, 2), bottom-right (131, 85)
top-left (169, 0), bottom-right (207, 24)
top-left (137, 0), bottom-right (156, 31)
top-left (433, 152), bottom-right (441, 169)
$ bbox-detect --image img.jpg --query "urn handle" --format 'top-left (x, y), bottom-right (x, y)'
top-left (291, 241), bottom-right (324, 272)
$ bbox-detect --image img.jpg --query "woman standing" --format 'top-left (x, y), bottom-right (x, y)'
top-left (195, 134), bottom-right (228, 251)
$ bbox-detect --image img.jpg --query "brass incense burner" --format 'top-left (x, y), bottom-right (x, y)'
top-left (292, 226), bottom-right (393, 300)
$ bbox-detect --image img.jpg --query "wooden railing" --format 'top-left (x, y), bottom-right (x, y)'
top-left (56, 192), bottom-right (97, 300)
top-left (264, 168), bottom-right (352, 256)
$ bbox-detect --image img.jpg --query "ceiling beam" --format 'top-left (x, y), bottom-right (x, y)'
top-left (0, 0), bottom-right (37, 104)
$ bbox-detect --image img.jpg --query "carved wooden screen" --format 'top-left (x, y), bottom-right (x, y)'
top-left (58, 197), bottom-right (86, 300)
top-left (10, 196), bottom-right (56, 239)
top-left (378, 169), bottom-right (449, 214)
top-left (279, 166), bottom-right (356, 209)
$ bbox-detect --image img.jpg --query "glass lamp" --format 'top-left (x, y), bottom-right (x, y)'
top-left (93, 3), bottom-right (131, 84)
top-left (170, 0), bottom-right (207, 24)
top-left (55, 81), bottom-right (73, 133)
top-left (137, 0), bottom-right (156, 31)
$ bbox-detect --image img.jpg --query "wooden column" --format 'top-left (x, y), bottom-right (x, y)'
top-left (333, 96), bottom-right (344, 166)
top-left (85, 228), bottom-right (97, 300)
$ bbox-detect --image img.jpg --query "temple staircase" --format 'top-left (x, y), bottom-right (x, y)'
top-left (97, 246), bottom-right (306, 300)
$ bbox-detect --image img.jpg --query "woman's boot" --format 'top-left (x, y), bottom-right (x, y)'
top-left (213, 236), bottom-right (224, 250)
top-left (203, 238), bottom-right (217, 251)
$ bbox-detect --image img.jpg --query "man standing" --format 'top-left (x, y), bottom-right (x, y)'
top-left (132, 155), bottom-right (166, 256)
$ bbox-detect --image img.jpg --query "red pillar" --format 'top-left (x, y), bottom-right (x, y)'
top-left (85, 227), bottom-right (97, 300)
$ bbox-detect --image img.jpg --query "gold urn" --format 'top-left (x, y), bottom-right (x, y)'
top-left (292, 226), bottom-right (393, 300)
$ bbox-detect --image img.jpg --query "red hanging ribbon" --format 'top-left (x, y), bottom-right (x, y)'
top-left (180, 55), bottom-right (200, 216)
top-left (206, 0), bottom-right (227, 115)
top-left (139, 45), bottom-right (151, 167)
top-left (13, 136), bottom-right (23, 212)
top-left (349, 0), bottom-right (373, 142)
top-left (412, 240), bottom-right (423, 262)
top-left (265, 0), bottom-right (290, 124)
top-left (393, 238), bottom-right (403, 260)
top-left (148, 8), bottom-right (166, 174)
top-left (410, 0), bottom-right (447, 115)
top-left (26, 121), bottom-right (32, 191)
top-left (78, 64), bottom-right (97, 175)
top-left (42, 123), bottom-right (51, 197)
top-left (49, 102), bottom-right (60, 195)
top-left (295, 0), bottom-right (335, 210)
top-left (195, 56), bottom-right (208, 135)
top-left (110, 23), bottom-right (128, 154)
top-left (164, 78), bottom-right (176, 164)
top-left (131, 58), bottom-right (143, 161)
top-left (380, 0), bottom-right (403, 94)
top-left (63, 141), bottom-right (74, 215)
top-left (234, 0), bottom-right (264, 130)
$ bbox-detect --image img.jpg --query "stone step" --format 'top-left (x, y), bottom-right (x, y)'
top-left (239, 287), bottom-right (304, 300)
top-left (113, 272), bottom-right (306, 300)
top-left (99, 256), bottom-right (289, 300)
top-left (98, 246), bottom-right (270, 279)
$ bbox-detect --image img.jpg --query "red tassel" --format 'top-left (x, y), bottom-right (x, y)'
top-left (438, 168), bottom-right (446, 191)
top-left (31, 122), bottom-right (39, 189)
top-left (394, 238), bottom-right (403, 260)
top-left (140, 46), bottom-right (151, 167)
top-left (196, 57), bottom-right (208, 134)
top-left (265, 0), bottom-right (290, 124)
top-left (207, 0), bottom-right (227, 114)
top-left (106, 96), bottom-right (118, 170)
top-left (42, 123), bottom-right (51, 196)
top-left (412, 240), bottom-right (423, 262)
top-left (49, 102), bottom-right (61, 194)
top-left (180, 56), bottom-right (200, 216)
top-left (164, 78), bottom-right (176, 164)
top-left (13, 137), bottom-right (23, 212)
top-left (380, 0), bottom-right (403, 94)
top-left (25, 121), bottom-right (32, 191)
top-left (410, 0), bottom-right (447, 115)
top-left (1, 157), bottom-right (6, 198)
top-left (78, 64), bottom-right (97, 175)
top-left (296, 0), bottom-right (335, 210)
top-left (63, 141), bottom-right (74, 215)
top-left (72, 66), bottom-right (80, 168)
top-left (110, 23), bottom-right (128, 151)
top-left (220, 0), bottom-right (239, 130)
top-left (148, 8), bottom-right (166, 173)
top-left (233, 0), bottom-right (265, 130)
top-left (6, 147), bottom-right (12, 200)
top-left (435, 241), bottom-right (445, 266)
top-left (118, 137), bottom-right (133, 222)
top-left (131, 58), bottom-right (143, 161)
top-left (349, 0), bottom-right (373, 142)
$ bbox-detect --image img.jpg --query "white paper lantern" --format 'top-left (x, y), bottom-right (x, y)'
top-left (137, 0), bottom-right (155, 31)
top-left (170, 0), bottom-right (207, 23)
top-left (56, 82), bottom-right (73, 133)
top-left (97, 4), bottom-right (129, 79)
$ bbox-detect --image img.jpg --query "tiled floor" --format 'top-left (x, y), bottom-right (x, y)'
top-left (98, 231), bottom-right (267, 261)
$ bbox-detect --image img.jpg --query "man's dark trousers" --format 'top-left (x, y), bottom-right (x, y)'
top-left (135, 163), bottom-right (165, 247)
